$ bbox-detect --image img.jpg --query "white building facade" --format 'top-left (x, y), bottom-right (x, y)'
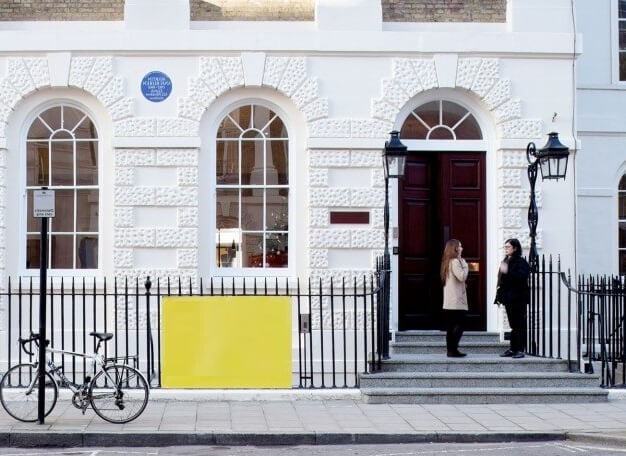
top-left (0, 0), bottom-right (580, 348)
top-left (575, 0), bottom-right (626, 277)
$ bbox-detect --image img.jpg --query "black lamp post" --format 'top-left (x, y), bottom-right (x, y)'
top-left (526, 132), bottom-right (570, 271)
top-left (381, 130), bottom-right (407, 359)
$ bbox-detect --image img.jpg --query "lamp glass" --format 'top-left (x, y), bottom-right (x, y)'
top-left (536, 132), bottom-right (570, 181)
top-left (385, 155), bottom-right (406, 179)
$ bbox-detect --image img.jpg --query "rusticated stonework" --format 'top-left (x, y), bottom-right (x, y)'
top-left (373, 57), bottom-right (542, 140)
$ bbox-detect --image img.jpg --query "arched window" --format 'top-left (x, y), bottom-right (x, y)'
top-left (400, 100), bottom-right (482, 140)
top-left (215, 104), bottom-right (289, 269)
top-left (25, 105), bottom-right (99, 269)
top-left (617, 174), bottom-right (626, 275)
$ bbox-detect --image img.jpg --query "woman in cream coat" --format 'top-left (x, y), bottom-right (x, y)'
top-left (440, 239), bottom-right (469, 357)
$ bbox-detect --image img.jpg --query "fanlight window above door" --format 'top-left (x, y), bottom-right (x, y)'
top-left (400, 100), bottom-right (482, 140)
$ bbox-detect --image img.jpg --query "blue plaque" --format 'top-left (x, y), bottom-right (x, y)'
top-left (141, 71), bottom-right (172, 102)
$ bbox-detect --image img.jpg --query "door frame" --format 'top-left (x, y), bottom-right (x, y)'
top-left (389, 138), bottom-right (499, 334)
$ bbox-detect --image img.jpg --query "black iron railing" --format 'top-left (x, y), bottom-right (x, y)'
top-left (572, 274), bottom-right (626, 387)
top-left (1, 274), bottom-right (383, 389)
top-left (527, 255), bottom-right (574, 364)
top-left (529, 256), bottom-right (626, 387)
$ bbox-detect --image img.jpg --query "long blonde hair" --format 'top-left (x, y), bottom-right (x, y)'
top-left (440, 239), bottom-right (461, 285)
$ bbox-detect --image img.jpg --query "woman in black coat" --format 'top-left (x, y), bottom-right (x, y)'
top-left (496, 238), bottom-right (530, 359)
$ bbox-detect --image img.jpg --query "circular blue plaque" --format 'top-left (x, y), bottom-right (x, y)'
top-left (141, 71), bottom-right (172, 102)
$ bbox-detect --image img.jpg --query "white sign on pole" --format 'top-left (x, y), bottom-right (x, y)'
top-left (33, 189), bottom-right (55, 218)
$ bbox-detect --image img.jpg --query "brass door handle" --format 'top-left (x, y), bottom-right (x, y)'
top-left (468, 262), bottom-right (479, 272)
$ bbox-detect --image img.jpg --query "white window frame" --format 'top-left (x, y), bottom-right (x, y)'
top-left (21, 102), bottom-right (101, 276)
top-left (207, 99), bottom-right (295, 278)
top-left (613, 0), bottom-right (626, 83)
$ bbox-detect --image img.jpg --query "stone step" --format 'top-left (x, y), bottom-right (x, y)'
top-left (394, 330), bottom-right (502, 344)
top-left (365, 331), bottom-right (607, 404)
top-left (376, 354), bottom-right (573, 373)
top-left (360, 387), bottom-right (610, 404)
top-left (391, 341), bottom-right (509, 355)
top-left (359, 371), bottom-right (601, 388)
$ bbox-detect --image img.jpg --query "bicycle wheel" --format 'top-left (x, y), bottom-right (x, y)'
top-left (0, 363), bottom-right (58, 422)
top-left (89, 364), bottom-right (149, 423)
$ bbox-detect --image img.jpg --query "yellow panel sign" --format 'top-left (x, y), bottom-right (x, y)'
top-left (161, 296), bottom-right (292, 388)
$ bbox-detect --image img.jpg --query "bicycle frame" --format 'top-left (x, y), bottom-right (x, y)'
top-left (23, 337), bottom-right (124, 398)
top-left (45, 346), bottom-right (105, 392)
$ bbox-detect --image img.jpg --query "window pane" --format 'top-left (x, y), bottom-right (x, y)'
top-left (242, 139), bottom-right (264, 185)
top-left (620, 189), bottom-right (626, 219)
top-left (26, 190), bottom-right (38, 232)
top-left (620, 1), bottom-right (626, 19)
top-left (265, 233), bottom-right (288, 267)
top-left (27, 118), bottom-right (51, 139)
top-left (413, 101), bottom-right (439, 126)
top-left (620, 53), bottom-right (626, 81)
top-left (26, 236), bottom-right (40, 269)
top-left (429, 127), bottom-right (454, 140)
top-left (241, 191), bottom-right (263, 230)
top-left (73, 116), bottom-right (97, 139)
top-left (50, 141), bottom-right (73, 186)
top-left (39, 107), bottom-right (62, 132)
top-left (619, 221), bottom-right (626, 248)
top-left (242, 232), bottom-right (263, 267)
top-left (268, 140), bottom-right (288, 184)
top-left (216, 234), bottom-right (238, 267)
top-left (77, 235), bottom-right (98, 269)
top-left (620, 22), bottom-right (626, 49)
top-left (27, 142), bottom-right (49, 186)
top-left (441, 101), bottom-right (466, 128)
top-left (620, 251), bottom-right (626, 276)
top-left (233, 105), bottom-right (252, 130)
top-left (50, 189), bottom-right (74, 233)
top-left (454, 115), bottom-right (483, 139)
top-left (217, 116), bottom-right (241, 138)
top-left (264, 115), bottom-right (287, 138)
top-left (76, 142), bottom-right (98, 185)
top-left (216, 189), bottom-right (239, 229)
top-left (251, 105), bottom-right (273, 131)
top-left (76, 190), bottom-right (98, 232)
top-left (266, 189), bottom-right (288, 230)
top-left (216, 140), bottom-right (239, 185)
top-left (401, 114), bottom-right (429, 139)
top-left (62, 106), bottom-right (85, 132)
top-left (50, 235), bottom-right (73, 269)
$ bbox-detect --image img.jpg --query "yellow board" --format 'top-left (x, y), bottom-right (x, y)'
top-left (161, 296), bottom-right (292, 388)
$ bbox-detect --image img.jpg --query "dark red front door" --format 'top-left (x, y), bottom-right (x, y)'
top-left (398, 151), bottom-right (486, 331)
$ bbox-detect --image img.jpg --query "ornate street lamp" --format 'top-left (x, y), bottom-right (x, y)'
top-left (526, 132), bottom-right (570, 270)
top-left (380, 130), bottom-right (407, 359)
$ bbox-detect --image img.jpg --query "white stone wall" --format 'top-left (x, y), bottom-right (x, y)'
top-left (0, 0), bottom-right (580, 341)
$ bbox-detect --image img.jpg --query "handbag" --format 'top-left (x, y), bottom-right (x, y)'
top-left (494, 286), bottom-right (503, 305)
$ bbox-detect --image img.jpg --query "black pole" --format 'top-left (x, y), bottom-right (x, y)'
top-left (382, 176), bottom-right (390, 359)
top-left (38, 214), bottom-right (48, 424)
top-left (527, 158), bottom-right (539, 272)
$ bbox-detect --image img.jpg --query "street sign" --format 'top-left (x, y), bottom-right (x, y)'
top-left (33, 189), bottom-right (55, 218)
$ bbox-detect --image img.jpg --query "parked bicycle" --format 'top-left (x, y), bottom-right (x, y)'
top-left (0, 332), bottom-right (149, 423)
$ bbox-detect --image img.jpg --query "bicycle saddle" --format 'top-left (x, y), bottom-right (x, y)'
top-left (89, 332), bottom-right (113, 342)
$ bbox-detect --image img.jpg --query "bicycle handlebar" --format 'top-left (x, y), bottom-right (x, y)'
top-left (18, 333), bottom-right (48, 356)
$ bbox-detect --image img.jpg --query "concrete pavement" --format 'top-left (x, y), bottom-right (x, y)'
top-left (0, 389), bottom-right (626, 447)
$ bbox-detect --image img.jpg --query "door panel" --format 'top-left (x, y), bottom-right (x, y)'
top-left (398, 152), bottom-right (486, 331)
